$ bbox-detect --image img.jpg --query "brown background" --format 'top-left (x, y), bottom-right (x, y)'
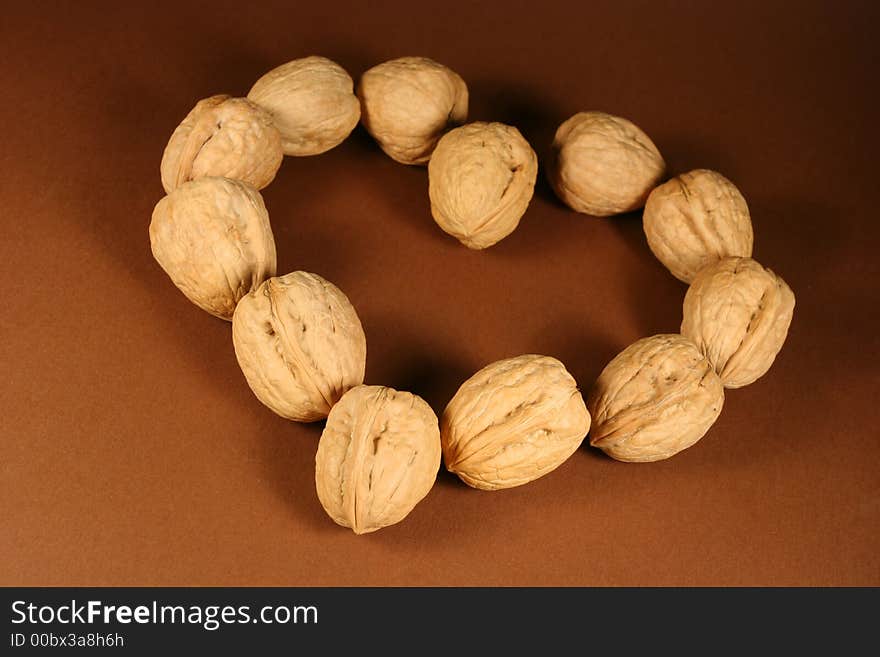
top-left (1, 0), bottom-right (878, 586)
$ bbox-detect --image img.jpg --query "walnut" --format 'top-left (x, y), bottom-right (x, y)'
top-left (149, 177), bottom-right (276, 321)
top-left (681, 257), bottom-right (795, 388)
top-left (643, 169), bottom-right (753, 283)
top-left (231, 272), bottom-right (366, 421)
top-left (587, 334), bottom-right (724, 462)
top-left (441, 355), bottom-right (591, 490)
top-left (160, 94), bottom-right (283, 194)
top-left (427, 122), bottom-right (537, 249)
top-left (315, 385), bottom-right (441, 534)
top-left (548, 111), bottom-right (665, 216)
top-left (247, 56), bottom-right (360, 156)
top-left (356, 56), bottom-right (468, 165)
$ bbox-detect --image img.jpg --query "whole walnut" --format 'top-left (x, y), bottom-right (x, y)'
top-left (587, 334), bottom-right (724, 462)
top-left (315, 385), bottom-right (441, 534)
top-left (150, 177), bottom-right (276, 321)
top-left (357, 56), bottom-right (468, 165)
top-left (441, 355), bottom-right (591, 490)
top-left (681, 257), bottom-right (795, 388)
top-left (548, 111), bottom-right (665, 216)
top-left (643, 169), bottom-right (753, 283)
top-left (247, 56), bottom-right (360, 156)
top-left (428, 122), bottom-right (538, 249)
top-left (231, 272), bottom-right (366, 421)
top-left (160, 95), bottom-right (283, 194)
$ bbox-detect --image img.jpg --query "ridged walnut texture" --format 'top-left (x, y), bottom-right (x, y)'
top-left (149, 177), bottom-right (276, 321)
top-left (587, 335), bottom-right (724, 462)
top-left (231, 271), bottom-right (366, 422)
top-left (643, 169), bottom-right (754, 283)
top-left (681, 257), bottom-right (795, 388)
top-left (441, 355), bottom-right (591, 490)
top-left (160, 95), bottom-right (283, 194)
top-left (248, 56), bottom-right (361, 156)
top-left (428, 122), bottom-right (538, 249)
top-left (315, 385), bottom-right (441, 534)
top-left (549, 111), bottom-right (665, 216)
top-left (357, 56), bottom-right (468, 165)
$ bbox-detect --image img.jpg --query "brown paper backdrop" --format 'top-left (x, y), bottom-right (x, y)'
top-left (1, 0), bottom-right (878, 586)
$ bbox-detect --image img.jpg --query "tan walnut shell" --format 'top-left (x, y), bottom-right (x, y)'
top-left (149, 177), bottom-right (276, 321)
top-left (643, 169), bottom-right (754, 283)
top-left (315, 385), bottom-right (441, 534)
top-left (247, 56), bottom-right (360, 156)
top-left (549, 111), bottom-right (665, 216)
top-left (160, 94), bottom-right (283, 194)
top-left (441, 355), bottom-right (591, 490)
top-left (681, 257), bottom-right (795, 389)
top-left (231, 272), bottom-right (366, 421)
top-left (587, 334), bottom-right (724, 462)
top-left (357, 56), bottom-right (468, 165)
top-left (428, 122), bottom-right (538, 249)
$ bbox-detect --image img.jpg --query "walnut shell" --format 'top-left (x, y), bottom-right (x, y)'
top-left (643, 169), bottom-right (754, 283)
top-left (149, 177), bottom-right (276, 321)
top-left (231, 272), bottom-right (366, 421)
top-left (441, 355), bottom-right (591, 490)
top-left (160, 95), bottom-right (283, 194)
top-left (681, 257), bottom-right (795, 388)
top-left (549, 111), bottom-right (665, 216)
top-left (587, 334), bottom-right (724, 462)
top-left (315, 385), bottom-right (440, 534)
top-left (247, 56), bottom-right (360, 156)
top-left (357, 56), bottom-right (468, 165)
top-left (428, 122), bottom-right (537, 249)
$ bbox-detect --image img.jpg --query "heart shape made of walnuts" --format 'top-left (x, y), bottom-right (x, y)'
top-left (149, 55), bottom-right (795, 535)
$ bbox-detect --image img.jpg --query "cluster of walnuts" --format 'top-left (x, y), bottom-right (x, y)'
top-left (149, 55), bottom-right (795, 534)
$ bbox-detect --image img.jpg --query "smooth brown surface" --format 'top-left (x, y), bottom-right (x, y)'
top-left (1, 0), bottom-right (878, 586)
